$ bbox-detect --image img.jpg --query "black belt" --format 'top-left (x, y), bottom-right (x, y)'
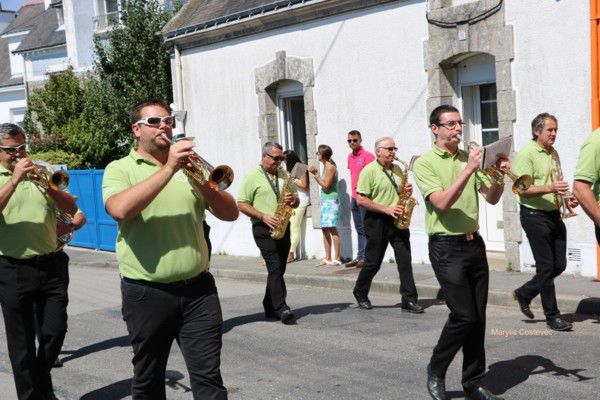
top-left (429, 232), bottom-right (480, 242)
top-left (122, 271), bottom-right (209, 289)
top-left (519, 205), bottom-right (560, 216)
top-left (1, 252), bottom-right (58, 265)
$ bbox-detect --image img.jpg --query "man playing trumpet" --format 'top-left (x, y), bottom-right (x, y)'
top-left (413, 106), bottom-right (506, 400)
top-left (238, 142), bottom-right (299, 324)
top-left (352, 137), bottom-right (422, 313)
top-left (512, 113), bottom-right (577, 332)
top-left (103, 100), bottom-right (238, 399)
top-left (0, 123), bottom-right (78, 400)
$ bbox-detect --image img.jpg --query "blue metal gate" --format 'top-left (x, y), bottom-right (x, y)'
top-left (68, 170), bottom-right (117, 251)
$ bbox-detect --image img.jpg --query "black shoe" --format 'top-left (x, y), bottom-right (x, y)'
top-left (353, 290), bottom-right (372, 310)
top-left (464, 386), bottom-right (504, 400)
top-left (44, 393), bottom-right (60, 400)
top-left (426, 364), bottom-right (447, 400)
top-left (280, 309), bottom-right (295, 325)
top-left (53, 358), bottom-right (63, 368)
top-left (512, 290), bottom-right (534, 319)
top-left (546, 316), bottom-right (573, 331)
top-left (402, 300), bottom-right (424, 314)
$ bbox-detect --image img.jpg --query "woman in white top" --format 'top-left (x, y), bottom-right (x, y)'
top-left (284, 150), bottom-right (310, 263)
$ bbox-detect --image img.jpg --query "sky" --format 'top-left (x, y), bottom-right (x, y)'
top-left (1, 0), bottom-right (36, 12)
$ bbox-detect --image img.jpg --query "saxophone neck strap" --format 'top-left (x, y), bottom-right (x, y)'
top-left (377, 160), bottom-right (401, 196)
top-left (261, 166), bottom-right (280, 199)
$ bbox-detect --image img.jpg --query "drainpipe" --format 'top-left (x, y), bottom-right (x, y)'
top-left (174, 44), bottom-right (186, 133)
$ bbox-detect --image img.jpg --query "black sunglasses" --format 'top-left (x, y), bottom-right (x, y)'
top-left (378, 146), bottom-right (398, 152)
top-left (265, 153), bottom-right (284, 162)
top-left (0, 144), bottom-right (27, 153)
top-left (347, 138), bottom-right (360, 143)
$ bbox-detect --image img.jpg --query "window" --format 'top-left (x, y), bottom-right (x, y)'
top-left (94, 0), bottom-right (122, 32)
top-left (479, 83), bottom-right (499, 146)
top-left (276, 81), bottom-right (308, 163)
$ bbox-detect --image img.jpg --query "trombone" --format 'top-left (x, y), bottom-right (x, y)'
top-left (467, 141), bottom-right (532, 195)
top-left (160, 133), bottom-right (234, 191)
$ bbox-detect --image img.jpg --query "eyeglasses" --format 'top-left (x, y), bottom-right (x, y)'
top-left (0, 144), bottom-right (26, 153)
top-left (135, 116), bottom-right (174, 127)
top-left (377, 146), bottom-right (398, 152)
top-left (347, 138), bottom-right (360, 143)
top-left (265, 153), bottom-right (284, 162)
top-left (436, 121), bottom-right (465, 129)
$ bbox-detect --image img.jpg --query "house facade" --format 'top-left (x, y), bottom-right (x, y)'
top-left (161, 0), bottom-right (598, 277)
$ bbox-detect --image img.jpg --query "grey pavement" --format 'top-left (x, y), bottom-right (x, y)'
top-left (0, 263), bottom-right (598, 399)
top-left (65, 247), bottom-right (600, 315)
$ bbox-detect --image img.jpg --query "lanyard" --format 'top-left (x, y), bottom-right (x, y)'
top-left (377, 160), bottom-right (401, 196)
top-left (261, 166), bottom-right (280, 199)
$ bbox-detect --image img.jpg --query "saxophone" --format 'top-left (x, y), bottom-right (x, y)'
top-left (393, 157), bottom-right (418, 230)
top-left (550, 150), bottom-right (577, 219)
top-left (270, 171), bottom-right (296, 239)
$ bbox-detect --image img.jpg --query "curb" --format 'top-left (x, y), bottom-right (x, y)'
top-left (211, 268), bottom-right (597, 315)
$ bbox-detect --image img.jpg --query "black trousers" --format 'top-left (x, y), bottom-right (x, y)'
top-left (516, 206), bottom-right (566, 319)
top-left (353, 211), bottom-right (417, 302)
top-left (429, 236), bottom-right (488, 390)
top-left (252, 222), bottom-right (291, 318)
top-left (595, 225), bottom-right (600, 246)
top-left (121, 272), bottom-right (227, 400)
top-left (0, 252), bottom-right (69, 400)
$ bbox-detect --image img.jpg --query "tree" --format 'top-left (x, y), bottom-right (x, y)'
top-left (24, 0), bottom-right (176, 168)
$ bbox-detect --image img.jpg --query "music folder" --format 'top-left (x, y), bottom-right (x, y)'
top-left (480, 136), bottom-right (513, 169)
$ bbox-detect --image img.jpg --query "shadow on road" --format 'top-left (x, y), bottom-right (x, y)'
top-left (80, 370), bottom-right (190, 399)
top-left (371, 297), bottom-right (445, 310)
top-left (59, 335), bottom-right (130, 364)
top-left (222, 302), bottom-right (352, 333)
top-left (484, 355), bottom-right (594, 394)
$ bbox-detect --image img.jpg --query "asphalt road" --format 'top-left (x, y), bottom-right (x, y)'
top-left (0, 265), bottom-right (598, 399)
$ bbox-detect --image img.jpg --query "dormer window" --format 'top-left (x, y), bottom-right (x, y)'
top-left (94, 0), bottom-right (122, 32)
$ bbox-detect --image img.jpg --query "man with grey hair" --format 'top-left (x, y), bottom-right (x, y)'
top-left (0, 123), bottom-right (78, 400)
top-left (352, 136), bottom-right (422, 312)
top-left (238, 142), bottom-right (300, 324)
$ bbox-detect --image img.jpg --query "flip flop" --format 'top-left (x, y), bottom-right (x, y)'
top-left (327, 259), bottom-right (342, 266)
top-left (316, 258), bottom-right (330, 267)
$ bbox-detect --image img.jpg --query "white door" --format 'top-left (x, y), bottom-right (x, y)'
top-left (461, 83), bottom-right (504, 251)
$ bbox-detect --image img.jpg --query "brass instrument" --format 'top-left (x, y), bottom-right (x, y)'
top-left (550, 151), bottom-right (577, 219)
top-left (393, 156), bottom-right (418, 229)
top-left (270, 171), bottom-right (295, 239)
top-left (160, 133), bottom-right (234, 191)
top-left (467, 141), bottom-right (532, 194)
top-left (24, 160), bottom-right (75, 249)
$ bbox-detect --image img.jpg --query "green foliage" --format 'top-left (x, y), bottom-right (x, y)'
top-left (29, 150), bottom-right (83, 170)
top-left (24, 0), bottom-right (175, 169)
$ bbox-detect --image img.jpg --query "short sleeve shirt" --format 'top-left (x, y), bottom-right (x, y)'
top-left (102, 150), bottom-right (210, 283)
top-left (356, 161), bottom-right (403, 208)
top-left (512, 140), bottom-right (557, 211)
top-left (413, 146), bottom-right (490, 235)
top-left (347, 148), bottom-right (375, 198)
top-left (237, 165), bottom-right (298, 224)
top-left (0, 164), bottom-right (57, 258)
top-left (574, 128), bottom-right (600, 202)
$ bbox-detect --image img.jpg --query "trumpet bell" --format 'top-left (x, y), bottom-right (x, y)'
top-left (209, 165), bottom-right (234, 191)
top-left (512, 174), bottom-right (532, 195)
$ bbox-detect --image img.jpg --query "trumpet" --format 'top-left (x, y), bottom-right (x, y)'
top-left (22, 159), bottom-right (75, 249)
top-left (160, 133), bottom-right (234, 191)
top-left (467, 141), bottom-right (532, 194)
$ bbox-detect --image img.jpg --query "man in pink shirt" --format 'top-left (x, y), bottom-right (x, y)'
top-left (346, 130), bottom-right (375, 268)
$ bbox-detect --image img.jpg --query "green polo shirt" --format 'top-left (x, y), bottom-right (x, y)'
top-left (237, 165), bottom-right (298, 223)
top-left (102, 150), bottom-right (210, 283)
top-left (413, 146), bottom-right (490, 235)
top-left (356, 161), bottom-right (403, 207)
top-left (0, 165), bottom-right (57, 258)
top-left (574, 128), bottom-right (600, 202)
top-left (512, 140), bottom-right (557, 211)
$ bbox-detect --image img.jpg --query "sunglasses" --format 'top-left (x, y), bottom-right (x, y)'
top-left (265, 153), bottom-right (284, 162)
top-left (0, 144), bottom-right (27, 153)
top-left (378, 146), bottom-right (398, 152)
top-left (436, 120), bottom-right (465, 129)
top-left (347, 138), bottom-right (360, 143)
top-left (135, 116), bottom-right (174, 127)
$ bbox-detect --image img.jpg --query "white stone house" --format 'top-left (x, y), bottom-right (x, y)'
top-left (161, 0), bottom-right (598, 278)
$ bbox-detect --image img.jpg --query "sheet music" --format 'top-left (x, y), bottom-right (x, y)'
top-left (481, 136), bottom-right (512, 169)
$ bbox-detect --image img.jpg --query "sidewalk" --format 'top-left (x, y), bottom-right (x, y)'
top-left (65, 247), bottom-right (600, 315)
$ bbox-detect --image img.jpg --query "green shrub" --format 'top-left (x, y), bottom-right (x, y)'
top-left (29, 150), bottom-right (83, 170)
